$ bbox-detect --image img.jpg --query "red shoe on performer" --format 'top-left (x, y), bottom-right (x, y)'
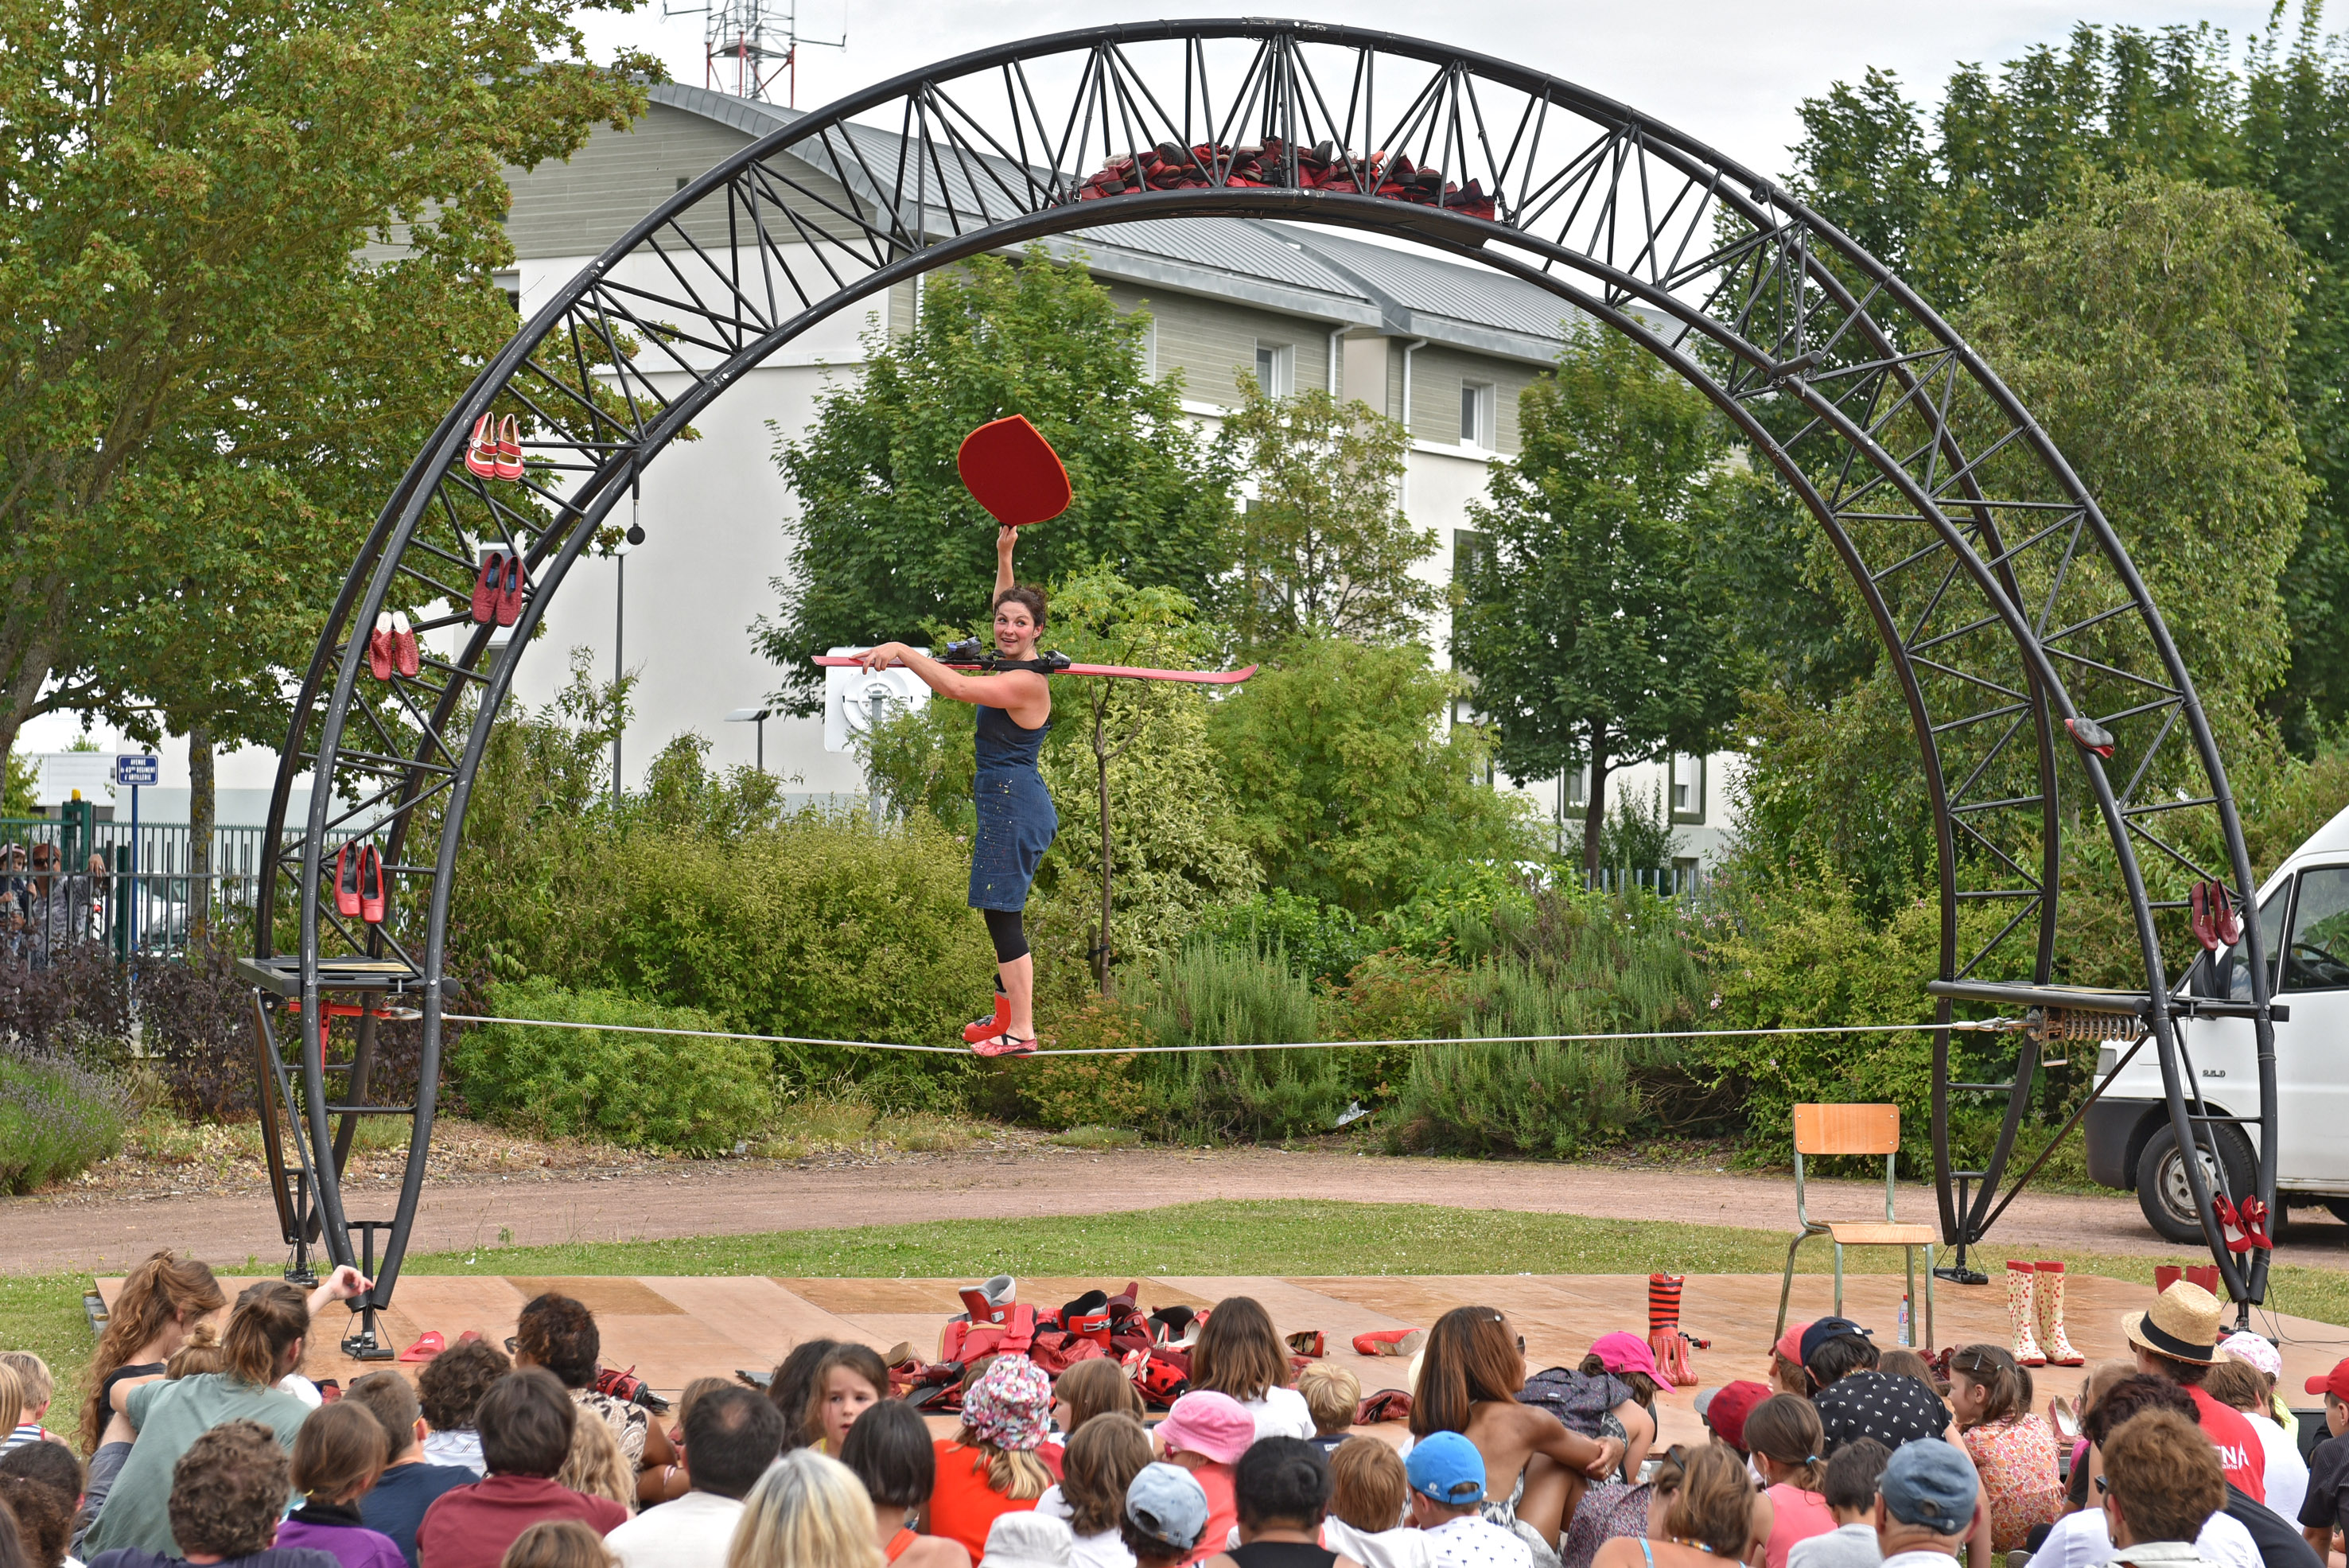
top-left (963, 991), bottom-right (1010, 1045)
top-left (971, 1032), bottom-right (1037, 1059)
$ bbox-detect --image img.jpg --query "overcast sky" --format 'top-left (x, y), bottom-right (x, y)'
top-left (575, 0), bottom-right (2283, 182)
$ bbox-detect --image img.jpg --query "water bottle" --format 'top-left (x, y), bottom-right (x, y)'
top-left (1898, 1294), bottom-right (1912, 1347)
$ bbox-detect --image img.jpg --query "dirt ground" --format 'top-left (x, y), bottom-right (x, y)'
top-left (14, 1132), bottom-right (2349, 1277)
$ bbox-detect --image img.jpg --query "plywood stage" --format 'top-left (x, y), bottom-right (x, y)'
top-left (98, 1270), bottom-right (2349, 1446)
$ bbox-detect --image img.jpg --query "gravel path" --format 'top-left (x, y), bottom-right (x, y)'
top-left (11, 1142), bottom-right (2349, 1276)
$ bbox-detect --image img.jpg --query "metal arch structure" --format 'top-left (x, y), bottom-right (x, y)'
top-left (245, 18), bottom-right (2280, 1348)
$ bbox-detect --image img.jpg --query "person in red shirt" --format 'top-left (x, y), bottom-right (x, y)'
top-left (2121, 1279), bottom-right (2265, 1503)
top-left (928, 1356), bottom-right (1056, 1560)
top-left (417, 1370), bottom-right (627, 1568)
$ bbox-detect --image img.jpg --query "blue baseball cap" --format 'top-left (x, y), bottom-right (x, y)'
top-left (1406, 1431), bottom-right (1488, 1506)
top-left (1125, 1463), bottom-right (1209, 1550)
top-left (1878, 1438), bottom-right (1976, 1534)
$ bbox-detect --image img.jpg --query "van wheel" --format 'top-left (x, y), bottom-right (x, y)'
top-left (2136, 1123), bottom-right (2257, 1245)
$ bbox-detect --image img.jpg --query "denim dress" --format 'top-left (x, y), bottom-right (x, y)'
top-left (969, 702), bottom-right (1056, 911)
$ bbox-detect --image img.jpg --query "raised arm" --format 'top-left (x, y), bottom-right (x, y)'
top-left (995, 525), bottom-right (1017, 596)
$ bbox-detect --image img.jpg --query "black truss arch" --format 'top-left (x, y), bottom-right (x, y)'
top-left (244, 17), bottom-right (2277, 1349)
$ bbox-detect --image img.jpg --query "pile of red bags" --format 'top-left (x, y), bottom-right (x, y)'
top-left (890, 1280), bottom-right (1204, 1413)
top-left (1073, 136), bottom-right (1496, 221)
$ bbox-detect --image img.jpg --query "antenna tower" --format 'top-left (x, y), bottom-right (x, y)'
top-left (666, 0), bottom-right (843, 105)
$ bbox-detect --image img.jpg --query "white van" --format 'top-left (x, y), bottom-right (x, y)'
top-left (2085, 802), bottom-right (2349, 1240)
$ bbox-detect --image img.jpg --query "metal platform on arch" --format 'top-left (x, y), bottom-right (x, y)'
top-left (248, 18), bottom-right (2277, 1346)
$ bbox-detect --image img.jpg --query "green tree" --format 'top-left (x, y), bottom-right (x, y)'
top-left (0, 0), bottom-right (655, 774)
top-left (1210, 377), bottom-right (1441, 648)
top-left (1205, 635), bottom-right (1536, 913)
top-left (2, 750), bottom-right (33, 817)
top-left (756, 251), bottom-right (1233, 713)
top-left (1958, 173), bottom-right (2312, 749)
top-left (1454, 333), bottom-right (1748, 876)
top-left (1785, 10), bottom-right (2349, 749)
top-left (1036, 569), bottom-right (1258, 990)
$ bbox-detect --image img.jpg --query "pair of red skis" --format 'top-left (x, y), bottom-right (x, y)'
top-left (810, 417), bottom-right (1256, 687)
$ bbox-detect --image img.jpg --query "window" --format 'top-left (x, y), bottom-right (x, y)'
top-left (1254, 340), bottom-right (1293, 396)
top-left (2285, 867), bottom-right (2349, 991)
top-left (1669, 754), bottom-right (1706, 825)
top-left (1453, 527), bottom-right (1492, 585)
top-left (492, 270), bottom-right (521, 314)
top-left (2205, 881), bottom-right (2289, 1000)
top-left (1562, 765), bottom-right (1588, 808)
top-left (1460, 381), bottom-right (1495, 446)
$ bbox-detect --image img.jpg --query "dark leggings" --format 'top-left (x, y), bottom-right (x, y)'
top-left (983, 907), bottom-right (1029, 964)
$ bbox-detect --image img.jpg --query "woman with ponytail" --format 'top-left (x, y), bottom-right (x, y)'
top-left (84, 1270), bottom-right (367, 1558)
top-left (1742, 1396), bottom-right (1834, 1568)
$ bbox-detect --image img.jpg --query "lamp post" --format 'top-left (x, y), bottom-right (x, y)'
top-left (612, 490), bottom-right (645, 803)
top-left (725, 706), bottom-right (772, 772)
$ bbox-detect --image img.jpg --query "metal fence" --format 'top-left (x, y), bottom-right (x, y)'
top-left (1579, 865), bottom-right (1709, 899)
top-left (0, 816), bottom-right (364, 958)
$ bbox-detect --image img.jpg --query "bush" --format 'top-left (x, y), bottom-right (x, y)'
top-left (449, 979), bottom-right (772, 1154)
top-left (0, 1053), bottom-right (128, 1192)
top-left (1188, 890), bottom-right (1371, 988)
top-left (1694, 879), bottom-right (2008, 1170)
top-left (1392, 1039), bottom-right (1645, 1158)
top-left (0, 946), bottom-right (130, 1068)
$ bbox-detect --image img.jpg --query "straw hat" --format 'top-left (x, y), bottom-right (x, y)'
top-left (2121, 1279), bottom-right (2223, 1364)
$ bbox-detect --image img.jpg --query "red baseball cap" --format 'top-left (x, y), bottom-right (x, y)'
top-left (2304, 1357), bottom-right (2349, 1400)
top-left (1775, 1321), bottom-right (1810, 1367)
top-left (1697, 1380), bottom-right (1770, 1451)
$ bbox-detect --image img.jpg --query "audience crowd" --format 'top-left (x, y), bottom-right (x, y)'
top-left (0, 1256), bottom-right (2337, 1568)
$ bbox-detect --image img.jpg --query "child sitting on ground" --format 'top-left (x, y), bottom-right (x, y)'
top-left (1051, 1414), bottom-right (1151, 1568)
top-left (1054, 1360), bottom-right (1146, 1442)
top-left (1202, 1437), bottom-right (1364, 1568)
top-left (1295, 1368), bottom-right (1360, 1457)
top-left (931, 1355), bottom-right (1059, 1562)
top-left (86, 1418), bottom-right (337, 1568)
top-left (1323, 1439), bottom-right (1429, 1568)
top-left (1154, 1393), bottom-right (1256, 1567)
top-left (1, 1354), bottom-right (57, 1450)
top-left (1405, 1433), bottom-right (1530, 1568)
top-left (417, 1338), bottom-right (509, 1477)
top-left (277, 1402), bottom-right (406, 1568)
top-left (1745, 1395), bottom-right (1836, 1568)
top-left (1787, 1441), bottom-right (1887, 1568)
top-left (1122, 1465), bottom-right (1212, 1568)
top-left (840, 1396), bottom-right (971, 1568)
top-left (1191, 1300), bottom-right (1313, 1442)
top-left (808, 1344), bottom-right (889, 1456)
top-left (0, 1473), bottom-right (72, 1568)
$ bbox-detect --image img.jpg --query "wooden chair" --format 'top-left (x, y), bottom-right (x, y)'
top-left (1774, 1103), bottom-right (1935, 1352)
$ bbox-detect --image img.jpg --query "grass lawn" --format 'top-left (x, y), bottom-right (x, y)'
top-left (9, 1199), bottom-right (2342, 1431)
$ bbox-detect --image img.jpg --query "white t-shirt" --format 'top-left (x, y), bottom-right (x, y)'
top-left (606, 1491), bottom-right (748, 1568)
top-left (1323, 1518), bottom-right (1433, 1568)
top-left (2032, 1505), bottom-right (2258, 1568)
top-left (1423, 1515), bottom-right (1533, 1568)
top-left (1237, 1388), bottom-right (1316, 1442)
top-left (2247, 1412), bottom-right (2309, 1523)
top-left (421, 1429), bottom-right (485, 1476)
top-left (1029, 1488), bottom-right (1127, 1568)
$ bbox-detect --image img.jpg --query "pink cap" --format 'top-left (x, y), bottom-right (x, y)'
top-left (1590, 1332), bottom-right (1660, 1381)
top-left (1157, 1390), bottom-right (1255, 1465)
top-left (1775, 1321), bottom-right (1811, 1366)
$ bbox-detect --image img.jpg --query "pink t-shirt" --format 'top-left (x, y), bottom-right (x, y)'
top-left (1764, 1484), bottom-right (1837, 1568)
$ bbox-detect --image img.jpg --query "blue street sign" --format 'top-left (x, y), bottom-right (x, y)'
top-left (113, 754), bottom-right (160, 787)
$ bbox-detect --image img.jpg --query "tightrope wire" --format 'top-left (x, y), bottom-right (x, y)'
top-left (438, 1014), bottom-right (2009, 1057)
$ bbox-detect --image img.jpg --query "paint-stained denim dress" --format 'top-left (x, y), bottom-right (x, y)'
top-left (969, 702), bottom-right (1055, 910)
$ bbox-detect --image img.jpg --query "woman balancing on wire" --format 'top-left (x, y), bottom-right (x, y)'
top-left (833, 417), bottom-right (1256, 1056)
top-left (858, 523), bottom-right (1056, 1058)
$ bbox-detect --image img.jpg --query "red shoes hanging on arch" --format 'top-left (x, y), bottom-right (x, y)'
top-left (465, 414), bottom-right (525, 482)
top-left (333, 842), bottom-right (388, 925)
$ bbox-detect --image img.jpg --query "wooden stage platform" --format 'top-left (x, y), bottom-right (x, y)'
top-left (99, 1270), bottom-right (2349, 1446)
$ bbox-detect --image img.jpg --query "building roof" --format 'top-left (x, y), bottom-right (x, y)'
top-left (645, 84), bottom-right (1580, 365)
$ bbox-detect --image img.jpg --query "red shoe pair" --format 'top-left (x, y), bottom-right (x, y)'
top-left (465, 414), bottom-right (524, 481)
top-left (2189, 880), bottom-right (2244, 951)
top-left (471, 553), bottom-right (525, 627)
top-left (366, 613), bottom-right (421, 680)
top-left (334, 842), bottom-right (388, 924)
